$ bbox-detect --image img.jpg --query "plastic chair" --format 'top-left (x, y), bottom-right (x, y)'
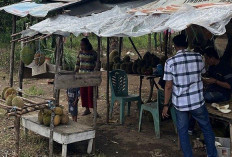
top-left (138, 89), bottom-right (177, 138)
top-left (109, 70), bottom-right (141, 124)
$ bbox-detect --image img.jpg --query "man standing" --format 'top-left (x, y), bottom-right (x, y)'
top-left (162, 34), bottom-right (217, 157)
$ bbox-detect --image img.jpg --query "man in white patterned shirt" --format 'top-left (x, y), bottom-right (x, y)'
top-left (162, 34), bottom-right (217, 157)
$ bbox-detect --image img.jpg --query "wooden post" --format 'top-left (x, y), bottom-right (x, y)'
top-left (53, 36), bottom-right (63, 105)
top-left (92, 86), bottom-right (97, 153)
top-left (18, 61), bottom-right (24, 97)
top-left (154, 33), bottom-right (157, 51)
top-left (148, 34), bottom-right (152, 52)
top-left (15, 116), bottom-right (20, 157)
top-left (10, 15), bottom-right (16, 87)
top-left (160, 33), bottom-right (163, 52)
top-left (49, 111), bottom-right (55, 157)
top-left (128, 37), bottom-right (142, 59)
top-left (164, 30), bottom-right (169, 58)
top-left (106, 37), bottom-right (110, 123)
top-left (230, 123), bottom-right (232, 155)
top-left (118, 37), bottom-right (123, 59)
top-left (97, 36), bottom-right (101, 99)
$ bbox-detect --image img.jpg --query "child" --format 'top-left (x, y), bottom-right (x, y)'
top-left (67, 88), bottom-right (80, 122)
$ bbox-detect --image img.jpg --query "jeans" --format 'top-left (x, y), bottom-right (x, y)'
top-left (204, 91), bottom-right (230, 103)
top-left (175, 105), bottom-right (217, 157)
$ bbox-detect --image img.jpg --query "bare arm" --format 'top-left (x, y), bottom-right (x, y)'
top-left (216, 80), bottom-right (231, 89)
top-left (164, 80), bottom-right (173, 105)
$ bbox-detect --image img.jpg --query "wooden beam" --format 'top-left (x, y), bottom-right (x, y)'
top-left (106, 37), bottom-right (110, 123)
top-left (54, 72), bottom-right (102, 89)
top-left (128, 37), bottom-right (142, 59)
top-left (9, 15), bottom-right (16, 87)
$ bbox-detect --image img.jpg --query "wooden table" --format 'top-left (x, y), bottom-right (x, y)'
top-left (207, 105), bottom-right (232, 155)
top-left (21, 114), bottom-right (95, 157)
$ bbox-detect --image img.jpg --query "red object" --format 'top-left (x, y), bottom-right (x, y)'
top-left (80, 86), bottom-right (93, 108)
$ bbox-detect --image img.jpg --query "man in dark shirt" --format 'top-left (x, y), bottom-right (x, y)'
top-left (203, 47), bottom-right (232, 103)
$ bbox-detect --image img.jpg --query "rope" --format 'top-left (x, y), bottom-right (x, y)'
top-left (47, 100), bottom-right (55, 110)
top-left (10, 106), bottom-right (17, 113)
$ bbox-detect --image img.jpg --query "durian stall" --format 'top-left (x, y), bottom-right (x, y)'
top-left (3, 0), bottom-right (232, 156)
top-left (18, 0), bottom-right (232, 155)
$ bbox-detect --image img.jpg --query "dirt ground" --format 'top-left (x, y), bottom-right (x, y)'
top-left (0, 70), bottom-right (207, 157)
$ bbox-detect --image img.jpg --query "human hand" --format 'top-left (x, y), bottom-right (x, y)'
top-left (203, 78), bottom-right (217, 84)
top-left (162, 106), bottom-right (169, 118)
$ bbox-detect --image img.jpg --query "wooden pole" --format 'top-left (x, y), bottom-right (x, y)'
top-left (9, 15), bottom-right (16, 87)
top-left (164, 30), bottom-right (169, 58)
top-left (97, 36), bottom-right (101, 99)
top-left (18, 61), bottom-right (24, 97)
top-left (154, 33), bottom-right (157, 51)
top-left (49, 111), bottom-right (55, 157)
top-left (14, 116), bottom-right (20, 157)
top-left (53, 36), bottom-right (63, 106)
top-left (128, 37), bottom-right (142, 59)
top-left (118, 37), bottom-right (123, 59)
top-left (106, 37), bottom-right (110, 123)
top-left (160, 33), bottom-right (163, 52)
top-left (92, 86), bottom-right (97, 153)
top-left (148, 34), bottom-right (152, 52)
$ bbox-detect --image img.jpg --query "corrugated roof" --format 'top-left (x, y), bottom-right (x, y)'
top-left (129, 0), bottom-right (232, 14)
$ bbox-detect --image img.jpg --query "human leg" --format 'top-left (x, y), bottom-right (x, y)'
top-left (175, 109), bottom-right (193, 157)
top-left (188, 115), bottom-right (196, 135)
top-left (80, 87), bottom-right (91, 115)
top-left (190, 105), bottom-right (217, 157)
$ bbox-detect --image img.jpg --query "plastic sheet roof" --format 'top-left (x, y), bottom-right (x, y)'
top-left (0, 2), bottom-right (64, 17)
top-left (22, 0), bottom-right (232, 37)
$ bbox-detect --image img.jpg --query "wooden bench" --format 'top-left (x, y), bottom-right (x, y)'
top-left (21, 114), bottom-right (95, 157)
top-left (207, 104), bottom-right (232, 155)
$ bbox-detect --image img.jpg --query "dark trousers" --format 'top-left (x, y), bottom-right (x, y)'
top-left (80, 86), bottom-right (93, 108)
top-left (176, 105), bottom-right (217, 157)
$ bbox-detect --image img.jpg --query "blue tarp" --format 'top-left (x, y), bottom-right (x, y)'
top-left (0, 2), bottom-right (64, 17)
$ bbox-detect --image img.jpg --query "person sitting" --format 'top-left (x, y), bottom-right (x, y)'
top-left (203, 47), bottom-right (232, 103)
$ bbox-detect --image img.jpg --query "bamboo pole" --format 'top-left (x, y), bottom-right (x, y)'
top-left (154, 33), bottom-right (158, 51)
top-left (49, 111), bottom-right (55, 157)
top-left (106, 37), bottom-right (110, 123)
top-left (11, 31), bottom-right (22, 37)
top-left (9, 15), bottom-right (16, 87)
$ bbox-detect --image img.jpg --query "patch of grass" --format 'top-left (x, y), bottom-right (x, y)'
top-left (24, 85), bottom-right (45, 96)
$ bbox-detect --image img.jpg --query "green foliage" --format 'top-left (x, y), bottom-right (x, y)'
top-left (25, 85), bottom-right (45, 96)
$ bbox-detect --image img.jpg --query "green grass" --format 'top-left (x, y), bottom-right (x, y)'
top-left (24, 85), bottom-right (45, 96)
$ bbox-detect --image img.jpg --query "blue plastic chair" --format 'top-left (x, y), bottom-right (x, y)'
top-left (109, 70), bottom-right (141, 124)
top-left (138, 89), bottom-right (177, 138)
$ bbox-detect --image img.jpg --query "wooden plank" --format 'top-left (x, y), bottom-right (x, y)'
top-left (87, 139), bottom-right (93, 154)
top-left (54, 72), bottom-right (102, 89)
top-left (32, 61), bottom-right (47, 76)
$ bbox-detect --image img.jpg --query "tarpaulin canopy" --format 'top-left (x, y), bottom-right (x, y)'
top-left (0, 2), bottom-right (64, 17)
top-left (22, 0), bottom-right (232, 37)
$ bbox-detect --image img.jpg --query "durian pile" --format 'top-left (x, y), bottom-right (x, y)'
top-left (102, 50), bottom-right (161, 75)
top-left (1, 87), bottom-right (25, 108)
top-left (38, 106), bottom-right (69, 127)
